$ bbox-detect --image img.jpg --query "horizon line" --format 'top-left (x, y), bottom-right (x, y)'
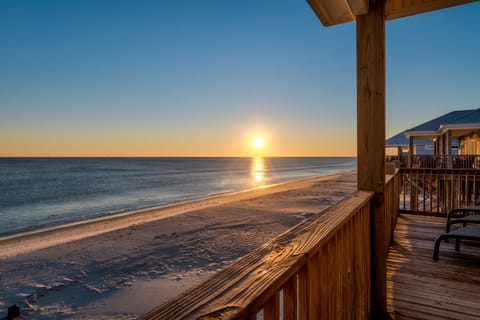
top-left (0, 155), bottom-right (358, 159)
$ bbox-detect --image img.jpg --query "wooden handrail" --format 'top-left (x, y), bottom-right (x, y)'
top-left (139, 171), bottom-right (400, 320)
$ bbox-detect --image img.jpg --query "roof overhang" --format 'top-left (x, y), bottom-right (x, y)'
top-left (307, 0), bottom-right (478, 26)
top-left (385, 144), bottom-right (408, 148)
top-left (405, 131), bottom-right (439, 139)
top-left (307, 0), bottom-right (368, 26)
top-left (438, 123), bottom-right (480, 135)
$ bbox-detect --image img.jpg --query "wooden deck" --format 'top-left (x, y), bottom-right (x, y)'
top-left (387, 214), bottom-right (480, 320)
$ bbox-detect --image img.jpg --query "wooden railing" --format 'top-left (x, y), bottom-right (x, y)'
top-left (410, 155), bottom-right (480, 169)
top-left (399, 168), bottom-right (480, 215)
top-left (387, 155), bottom-right (480, 169)
top-left (139, 172), bottom-right (400, 320)
top-left (385, 161), bottom-right (398, 175)
top-left (385, 171), bottom-right (400, 244)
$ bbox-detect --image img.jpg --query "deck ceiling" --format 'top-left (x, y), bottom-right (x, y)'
top-left (308, 0), bottom-right (478, 26)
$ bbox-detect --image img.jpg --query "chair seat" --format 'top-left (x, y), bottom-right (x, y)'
top-left (452, 215), bottom-right (480, 224)
top-left (433, 227), bottom-right (480, 261)
top-left (446, 208), bottom-right (480, 233)
top-left (446, 226), bottom-right (480, 238)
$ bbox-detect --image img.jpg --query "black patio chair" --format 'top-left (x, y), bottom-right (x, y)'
top-left (433, 226), bottom-right (480, 260)
top-left (445, 207), bottom-right (480, 233)
top-left (433, 207), bottom-right (480, 261)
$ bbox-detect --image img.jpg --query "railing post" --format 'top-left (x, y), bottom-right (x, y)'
top-left (447, 131), bottom-right (453, 168)
top-left (356, 0), bottom-right (387, 318)
top-left (409, 136), bottom-right (414, 168)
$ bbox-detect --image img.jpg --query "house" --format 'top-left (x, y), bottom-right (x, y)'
top-left (386, 108), bottom-right (480, 167)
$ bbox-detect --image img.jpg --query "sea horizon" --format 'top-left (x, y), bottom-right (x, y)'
top-left (0, 155), bottom-right (357, 159)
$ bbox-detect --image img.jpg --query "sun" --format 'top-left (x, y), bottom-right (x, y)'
top-left (253, 136), bottom-right (264, 149)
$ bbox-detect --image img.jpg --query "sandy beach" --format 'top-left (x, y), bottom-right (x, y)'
top-left (0, 170), bottom-right (356, 319)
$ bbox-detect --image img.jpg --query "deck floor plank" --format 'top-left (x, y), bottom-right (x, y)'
top-left (387, 214), bottom-right (480, 320)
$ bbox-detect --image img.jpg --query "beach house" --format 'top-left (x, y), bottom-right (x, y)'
top-left (139, 1), bottom-right (480, 319)
top-left (386, 108), bottom-right (480, 168)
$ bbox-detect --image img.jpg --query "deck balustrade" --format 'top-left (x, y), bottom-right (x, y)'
top-left (399, 168), bottom-right (480, 215)
top-left (387, 155), bottom-right (480, 169)
top-left (139, 172), bottom-right (400, 319)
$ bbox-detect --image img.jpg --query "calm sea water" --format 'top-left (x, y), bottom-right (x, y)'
top-left (0, 157), bottom-right (356, 236)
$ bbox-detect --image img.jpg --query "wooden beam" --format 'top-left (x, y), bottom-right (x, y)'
top-left (307, 0), bottom-right (355, 26)
top-left (385, 0), bottom-right (478, 21)
top-left (307, 0), bottom-right (368, 27)
top-left (346, 0), bottom-right (370, 16)
top-left (308, 0), bottom-right (476, 26)
top-left (356, 0), bottom-right (387, 318)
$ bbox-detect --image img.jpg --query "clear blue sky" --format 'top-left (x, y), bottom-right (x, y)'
top-left (1, 1), bottom-right (479, 156)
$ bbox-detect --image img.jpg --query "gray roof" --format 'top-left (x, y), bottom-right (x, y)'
top-left (386, 108), bottom-right (480, 147)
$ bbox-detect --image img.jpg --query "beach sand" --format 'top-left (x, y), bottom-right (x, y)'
top-left (0, 170), bottom-right (356, 319)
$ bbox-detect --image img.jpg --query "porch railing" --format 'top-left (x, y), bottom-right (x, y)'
top-left (385, 171), bottom-right (400, 243)
top-left (399, 168), bottom-right (480, 215)
top-left (387, 155), bottom-right (480, 169)
top-left (139, 172), bottom-right (400, 320)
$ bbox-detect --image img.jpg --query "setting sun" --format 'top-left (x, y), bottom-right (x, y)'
top-left (253, 137), bottom-right (264, 149)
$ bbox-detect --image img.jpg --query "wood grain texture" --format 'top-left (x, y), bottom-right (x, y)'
top-left (264, 292), bottom-right (279, 320)
top-left (282, 276), bottom-right (297, 320)
top-left (385, 0), bottom-right (477, 21)
top-left (387, 214), bottom-right (480, 319)
top-left (308, 0), bottom-right (476, 26)
top-left (306, 0), bottom-right (355, 26)
top-left (297, 266), bottom-right (308, 320)
top-left (356, 0), bottom-right (386, 194)
top-left (357, 0), bottom-right (387, 318)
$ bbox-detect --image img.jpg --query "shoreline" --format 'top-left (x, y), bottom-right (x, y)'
top-left (0, 170), bottom-right (356, 258)
top-left (0, 170), bottom-right (357, 319)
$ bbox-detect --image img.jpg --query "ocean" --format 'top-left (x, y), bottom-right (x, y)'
top-left (0, 157), bottom-right (356, 237)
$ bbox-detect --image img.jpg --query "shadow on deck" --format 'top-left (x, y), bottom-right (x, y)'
top-left (387, 214), bottom-right (480, 320)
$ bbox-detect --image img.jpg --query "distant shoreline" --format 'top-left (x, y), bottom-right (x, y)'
top-left (0, 170), bottom-right (358, 318)
top-left (0, 169), bottom-right (357, 258)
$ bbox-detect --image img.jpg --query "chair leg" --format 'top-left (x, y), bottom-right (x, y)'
top-left (446, 222), bottom-right (452, 233)
top-left (433, 235), bottom-right (445, 261)
top-left (455, 238), bottom-right (461, 251)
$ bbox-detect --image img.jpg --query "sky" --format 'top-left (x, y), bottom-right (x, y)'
top-left (0, 1), bottom-right (479, 157)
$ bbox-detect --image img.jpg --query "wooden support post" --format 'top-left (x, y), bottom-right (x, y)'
top-left (409, 136), bottom-right (414, 168)
top-left (447, 130), bottom-right (452, 156)
top-left (447, 130), bottom-right (453, 168)
top-left (442, 132), bottom-right (446, 157)
top-left (356, 0), bottom-right (387, 318)
top-left (397, 146), bottom-right (402, 165)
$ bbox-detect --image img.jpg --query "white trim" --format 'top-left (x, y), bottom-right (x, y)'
top-left (385, 144), bottom-right (408, 148)
top-left (405, 131), bottom-right (439, 138)
top-left (438, 123), bottom-right (480, 135)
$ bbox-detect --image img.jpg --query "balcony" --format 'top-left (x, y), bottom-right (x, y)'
top-left (138, 169), bottom-right (480, 319)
